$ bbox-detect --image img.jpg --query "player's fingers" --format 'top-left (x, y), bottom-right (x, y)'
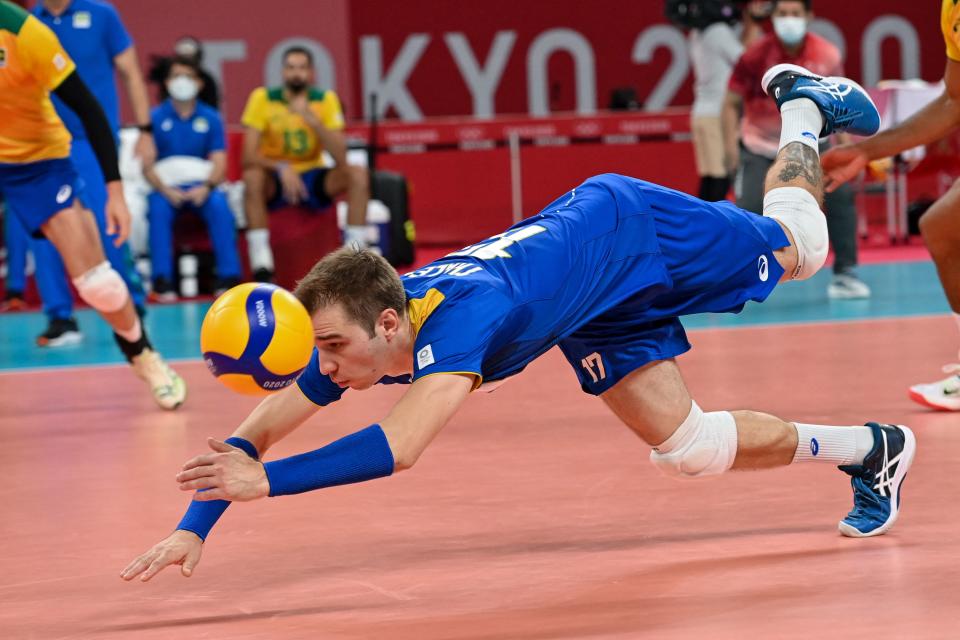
top-left (175, 466), bottom-right (217, 482)
top-left (179, 476), bottom-right (219, 491)
top-left (114, 213), bottom-right (130, 246)
top-left (120, 554), bottom-right (151, 580)
top-left (140, 553), bottom-right (175, 582)
top-left (181, 453), bottom-right (217, 470)
top-left (181, 545), bottom-right (202, 577)
top-left (207, 438), bottom-right (235, 453)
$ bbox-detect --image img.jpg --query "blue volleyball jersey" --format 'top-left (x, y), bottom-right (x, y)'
top-left (297, 173), bottom-right (790, 404)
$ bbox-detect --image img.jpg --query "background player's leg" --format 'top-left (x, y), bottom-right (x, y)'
top-left (40, 202), bottom-right (185, 409)
top-left (323, 165), bottom-right (370, 246)
top-left (919, 181), bottom-right (960, 315)
top-left (40, 203), bottom-right (139, 333)
top-left (242, 166), bottom-right (275, 280)
top-left (2, 207), bottom-right (30, 304)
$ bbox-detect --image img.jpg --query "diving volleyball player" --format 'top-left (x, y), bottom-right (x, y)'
top-left (123, 64), bottom-right (914, 581)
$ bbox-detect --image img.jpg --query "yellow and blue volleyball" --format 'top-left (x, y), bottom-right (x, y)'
top-left (200, 283), bottom-right (314, 395)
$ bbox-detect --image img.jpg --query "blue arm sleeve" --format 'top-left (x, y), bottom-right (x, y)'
top-left (175, 436), bottom-right (259, 541)
top-left (295, 348), bottom-right (347, 406)
top-left (264, 424), bottom-right (395, 496)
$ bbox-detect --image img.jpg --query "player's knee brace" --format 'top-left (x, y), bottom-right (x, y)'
top-left (762, 187), bottom-right (828, 280)
top-left (649, 401), bottom-right (738, 478)
top-left (72, 261), bottom-right (129, 313)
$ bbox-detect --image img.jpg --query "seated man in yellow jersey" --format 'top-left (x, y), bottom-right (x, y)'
top-left (0, 0), bottom-right (185, 410)
top-left (241, 46), bottom-right (369, 282)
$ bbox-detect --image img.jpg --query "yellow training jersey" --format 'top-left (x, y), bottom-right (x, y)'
top-left (0, 2), bottom-right (75, 164)
top-left (241, 86), bottom-right (345, 173)
top-left (943, 0), bottom-right (960, 61)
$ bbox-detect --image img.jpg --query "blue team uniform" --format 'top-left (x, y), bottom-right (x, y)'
top-left (146, 100), bottom-right (241, 284)
top-left (297, 173), bottom-right (789, 404)
top-left (4, 0), bottom-right (144, 318)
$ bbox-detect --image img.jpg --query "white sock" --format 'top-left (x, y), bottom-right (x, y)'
top-left (792, 423), bottom-right (874, 465)
top-left (116, 316), bottom-right (143, 343)
top-left (779, 98), bottom-right (823, 154)
top-left (343, 225), bottom-right (367, 248)
top-left (246, 228), bottom-right (274, 271)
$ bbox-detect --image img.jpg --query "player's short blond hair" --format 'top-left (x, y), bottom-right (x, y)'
top-left (294, 247), bottom-right (406, 337)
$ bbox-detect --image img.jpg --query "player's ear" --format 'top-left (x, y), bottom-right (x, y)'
top-left (379, 308), bottom-right (400, 340)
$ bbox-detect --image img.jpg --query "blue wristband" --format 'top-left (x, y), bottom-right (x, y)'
top-left (175, 436), bottom-right (260, 540)
top-left (264, 424), bottom-right (395, 496)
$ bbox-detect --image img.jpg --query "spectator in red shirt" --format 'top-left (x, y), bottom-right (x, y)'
top-left (723, 0), bottom-right (870, 299)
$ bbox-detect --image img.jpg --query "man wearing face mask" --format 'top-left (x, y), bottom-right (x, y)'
top-left (150, 36), bottom-right (221, 110)
top-left (141, 58), bottom-right (242, 300)
top-left (241, 46), bottom-right (369, 283)
top-left (723, 0), bottom-right (870, 299)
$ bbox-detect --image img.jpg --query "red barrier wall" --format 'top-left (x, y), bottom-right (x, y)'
top-left (113, 0), bottom-right (941, 123)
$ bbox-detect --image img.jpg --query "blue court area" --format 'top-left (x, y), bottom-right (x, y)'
top-left (0, 259), bottom-right (949, 372)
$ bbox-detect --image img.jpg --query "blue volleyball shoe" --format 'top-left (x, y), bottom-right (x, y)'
top-left (837, 422), bottom-right (916, 538)
top-left (761, 63), bottom-right (881, 136)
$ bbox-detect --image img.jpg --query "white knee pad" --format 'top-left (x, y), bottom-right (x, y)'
top-left (763, 187), bottom-right (828, 280)
top-left (649, 402), bottom-right (738, 478)
top-left (72, 261), bottom-right (129, 313)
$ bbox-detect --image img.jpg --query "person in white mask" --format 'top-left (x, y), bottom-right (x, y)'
top-left (723, 0), bottom-right (871, 300)
top-left (141, 57), bottom-right (243, 301)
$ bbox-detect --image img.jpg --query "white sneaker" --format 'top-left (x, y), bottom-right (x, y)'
top-left (828, 273), bottom-right (871, 299)
top-left (908, 365), bottom-right (960, 411)
top-left (131, 348), bottom-right (187, 410)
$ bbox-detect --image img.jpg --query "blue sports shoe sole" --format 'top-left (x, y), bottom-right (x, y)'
top-left (838, 423), bottom-right (915, 538)
top-left (761, 63), bottom-right (881, 137)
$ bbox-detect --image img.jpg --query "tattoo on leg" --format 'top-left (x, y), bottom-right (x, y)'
top-left (776, 143), bottom-right (822, 190)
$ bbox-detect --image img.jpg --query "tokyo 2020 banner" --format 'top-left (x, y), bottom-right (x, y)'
top-left (114, 0), bottom-right (941, 123)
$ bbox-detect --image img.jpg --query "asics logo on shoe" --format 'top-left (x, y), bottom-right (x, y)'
top-left (872, 430), bottom-right (902, 498)
top-left (797, 82), bottom-right (853, 101)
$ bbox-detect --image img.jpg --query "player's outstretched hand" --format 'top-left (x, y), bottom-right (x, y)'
top-left (120, 530), bottom-right (203, 582)
top-left (821, 144), bottom-right (869, 193)
top-left (176, 438), bottom-right (270, 502)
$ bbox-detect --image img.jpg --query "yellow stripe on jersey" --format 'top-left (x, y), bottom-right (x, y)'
top-left (240, 86), bottom-right (346, 173)
top-left (407, 288), bottom-right (446, 336)
top-left (942, 0), bottom-right (960, 61)
top-left (0, 7), bottom-right (75, 163)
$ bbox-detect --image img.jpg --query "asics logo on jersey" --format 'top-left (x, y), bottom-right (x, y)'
top-left (757, 255), bottom-right (769, 282)
top-left (56, 185), bottom-right (72, 204)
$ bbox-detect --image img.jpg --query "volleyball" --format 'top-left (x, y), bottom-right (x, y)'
top-left (200, 283), bottom-right (315, 395)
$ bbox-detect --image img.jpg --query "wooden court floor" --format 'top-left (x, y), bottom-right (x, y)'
top-left (1, 315), bottom-right (959, 639)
